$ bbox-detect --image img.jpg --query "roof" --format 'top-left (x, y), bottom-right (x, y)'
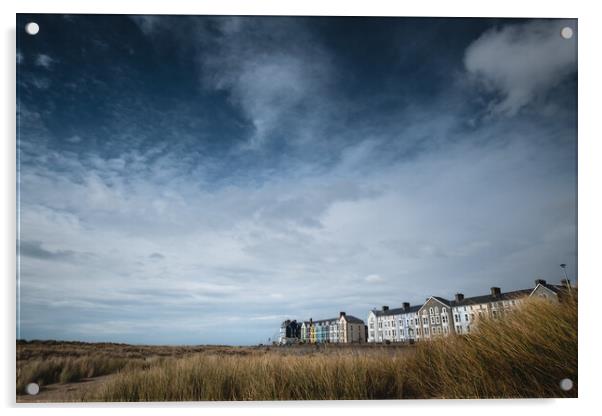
top-left (539, 283), bottom-right (566, 294)
top-left (432, 296), bottom-right (453, 306)
top-left (368, 281), bottom-right (570, 316)
top-left (453, 288), bottom-right (533, 306)
top-left (342, 315), bottom-right (365, 324)
top-left (301, 315), bottom-right (366, 325)
top-left (371, 304), bottom-right (421, 317)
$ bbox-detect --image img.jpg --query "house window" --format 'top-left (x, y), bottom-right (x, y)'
top-left (454, 314), bottom-right (460, 323)
top-left (435, 316), bottom-right (440, 324)
top-left (423, 317), bottom-right (428, 325)
top-left (430, 316), bottom-right (435, 325)
top-left (429, 307), bottom-right (434, 315)
top-left (464, 314), bottom-right (468, 321)
top-left (442, 307), bottom-right (447, 314)
top-left (434, 306), bottom-right (439, 314)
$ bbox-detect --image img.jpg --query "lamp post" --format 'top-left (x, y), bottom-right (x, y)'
top-left (560, 264), bottom-right (568, 281)
top-left (560, 264), bottom-right (572, 295)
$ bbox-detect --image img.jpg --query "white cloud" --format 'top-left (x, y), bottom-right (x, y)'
top-left (364, 274), bottom-right (385, 283)
top-left (66, 135), bottom-right (82, 143)
top-left (199, 18), bottom-right (334, 148)
top-left (464, 19), bottom-right (576, 116)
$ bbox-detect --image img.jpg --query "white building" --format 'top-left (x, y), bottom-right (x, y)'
top-left (367, 302), bottom-right (421, 343)
top-left (450, 287), bottom-right (531, 335)
top-left (367, 279), bottom-right (572, 343)
top-left (450, 280), bottom-right (570, 335)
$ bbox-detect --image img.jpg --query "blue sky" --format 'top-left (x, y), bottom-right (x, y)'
top-left (17, 15), bottom-right (577, 345)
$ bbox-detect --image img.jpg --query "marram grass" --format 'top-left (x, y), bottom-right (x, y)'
top-left (100, 296), bottom-right (577, 401)
top-left (17, 295), bottom-right (577, 401)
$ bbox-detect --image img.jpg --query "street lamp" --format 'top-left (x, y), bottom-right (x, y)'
top-left (560, 264), bottom-right (572, 294)
top-left (560, 264), bottom-right (568, 280)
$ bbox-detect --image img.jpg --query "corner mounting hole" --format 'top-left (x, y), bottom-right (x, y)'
top-left (26, 382), bottom-right (40, 395)
top-left (559, 378), bottom-right (573, 391)
top-left (25, 22), bottom-right (39, 35)
top-left (560, 26), bottom-right (573, 39)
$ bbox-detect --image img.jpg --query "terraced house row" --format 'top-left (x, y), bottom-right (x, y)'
top-left (279, 278), bottom-right (573, 345)
top-left (367, 279), bottom-right (573, 343)
top-left (279, 312), bottom-right (367, 344)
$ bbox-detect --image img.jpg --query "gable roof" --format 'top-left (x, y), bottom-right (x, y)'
top-left (417, 296), bottom-right (453, 311)
top-left (341, 315), bottom-right (365, 324)
top-left (530, 283), bottom-right (566, 296)
top-left (432, 296), bottom-right (453, 306)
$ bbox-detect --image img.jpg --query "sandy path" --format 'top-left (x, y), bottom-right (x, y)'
top-left (16, 374), bottom-right (114, 403)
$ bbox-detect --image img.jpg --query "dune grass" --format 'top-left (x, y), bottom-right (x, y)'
top-left (16, 295), bottom-right (577, 400)
top-left (403, 295), bottom-right (577, 398)
top-left (16, 354), bottom-right (150, 394)
top-left (97, 296), bottom-right (577, 401)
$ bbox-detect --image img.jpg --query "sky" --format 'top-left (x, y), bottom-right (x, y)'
top-left (16, 15), bottom-right (577, 345)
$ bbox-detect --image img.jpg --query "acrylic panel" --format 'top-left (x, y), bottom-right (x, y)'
top-left (16, 14), bottom-right (578, 402)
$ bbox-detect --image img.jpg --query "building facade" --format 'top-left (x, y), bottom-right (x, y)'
top-left (415, 297), bottom-right (455, 340)
top-left (294, 312), bottom-right (366, 344)
top-left (366, 279), bottom-right (573, 343)
top-left (279, 319), bottom-right (301, 344)
top-left (367, 302), bottom-right (420, 343)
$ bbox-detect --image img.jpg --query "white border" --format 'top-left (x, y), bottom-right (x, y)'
top-left (2, 1), bottom-right (601, 414)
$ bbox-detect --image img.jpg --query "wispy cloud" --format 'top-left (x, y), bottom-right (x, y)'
top-left (464, 19), bottom-right (577, 116)
top-left (35, 53), bottom-right (55, 68)
top-left (197, 17), bottom-right (335, 149)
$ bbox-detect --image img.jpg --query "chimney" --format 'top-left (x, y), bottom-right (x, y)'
top-left (309, 318), bottom-right (313, 324)
top-left (534, 278), bottom-right (547, 286)
top-left (455, 293), bottom-right (464, 302)
top-left (490, 287), bottom-right (501, 297)
top-left (339, 311), bottom-right (346, 318)
top-left (382, 305), bottom-right (389, 311)
top-left (402, 302), bottom-right (410, 311)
